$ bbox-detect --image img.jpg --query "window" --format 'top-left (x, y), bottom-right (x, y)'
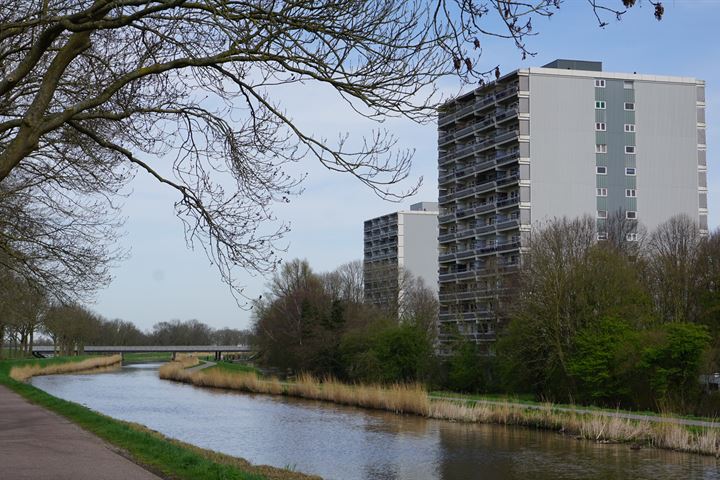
top-left (625, 189), bottom-right (636, 197)
top-left (625, 145), bottom-right (636, 154)
top-left (595, 122), bottom-right (606, 131)
top-left (595, 144), bottom-right (608, 154)
top-left (626, 233), bottom-right (638, 242)
top-left (597, 210), bottom-right (608, 219)
top-left (624, 80), bottom-right (634, 89)
top-left (596, 166), bottom-right (607, 175)
top-left (595, 101), bottom-right (606, 109)
top-left (596, 188), bottom-right (608, 197)
top-left (625, 167), bottom-right (636, 176)
top-left (595, 79), bottom-right (606, 88)
top-left (624, 102), bottom-right (635, 111)
top-left (626, 211), bottom-right (637, 219)
top-left (624, 124), bottom-right (636, 132)
top-left (597, 232), bottom-right (608, 240)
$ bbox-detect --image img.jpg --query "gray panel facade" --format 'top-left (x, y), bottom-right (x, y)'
top-left (528, 73), bottom-right (596, 225)
top-left (634, 81), bottom-right (701, 231)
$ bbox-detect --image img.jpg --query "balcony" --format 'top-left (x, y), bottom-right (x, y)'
top-left (456, 249), bottom-right (477, 261)
top-left (495, 84), bottom-right (519, 102)
top-left (438, 131), bottom-right (455, 146)
top-left (438, 230), bottom-right (457, 243)
top-left (439, 251), bottom-right (457, 262)
top-left (438, 110), bottom-right (456, 127)
top-left (474, 115), bottom-right (496, 133)
top-left (496, 108), bottom-right (519, 123)
top-left (496, 240), bottom-right (521, 253)
top-left (496, 197), bottom-right (520, 209)
top-left (495, 219), bottom-right (520, 231)
top-left (495, 130), bottom-right (519, 145)
top-left (438, 212), bottom-right (455, 224)
top-left (474, 95), bottom-right (496, 112)
top-left (495, 149), bottom-right (520, 165)
top-left (456, 103), bottom-right (475, 121)
top-left (455, 123), bottom-right (477, 140)
top-left (496, 173), bottom-right (519, 188)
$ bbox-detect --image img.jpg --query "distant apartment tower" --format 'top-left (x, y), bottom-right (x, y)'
top-left (364, 202), bottom-right (439, 312)
top-left (437, 59), bottom-right (707, 350)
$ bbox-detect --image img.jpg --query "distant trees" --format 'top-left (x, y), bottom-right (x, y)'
top-left (0, 268), bottom-right (251, 357)
top-left (495, 214), bottom-right (719, 413)
top-left (252, 258), bottom-right (439, 382)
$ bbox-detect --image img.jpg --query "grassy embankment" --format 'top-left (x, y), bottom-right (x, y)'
top-left (160, 361), bottom-right (720, 456)
top-left (122, 352), bottom-right (174, 364)
top-left (1, 356), bottom-right (318, 480)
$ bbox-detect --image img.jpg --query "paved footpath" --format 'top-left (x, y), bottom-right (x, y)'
top-left (0, 385), bottom-right (162, 480)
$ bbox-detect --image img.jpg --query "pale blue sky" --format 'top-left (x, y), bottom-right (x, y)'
top-left (95, 1), bottom-right (720, 331)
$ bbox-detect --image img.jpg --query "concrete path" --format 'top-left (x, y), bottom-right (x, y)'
top-left (0, 385), bottom-right (162, 480)
top-left (186, 361), bottom-right (216, 373)
top-left (429, 394), bottom-right (720, 428)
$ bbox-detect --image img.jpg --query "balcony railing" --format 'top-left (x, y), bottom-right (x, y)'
top-left (495, 84), bottom-right (519, 101)
top-left (496, 108), bottom-right (519, 123)
top-left (496, 173), bottom-right (520, 187)
top-left (496, 197), bottom-right (520, 209)
top-left (495, 130), bottom-right (519, 145)
top-left (496, 149), bottom-right (520, 165)
top-left (495, 219), bottom-right (520, 231)
top-left (474, 95), bottom-right (496, 111)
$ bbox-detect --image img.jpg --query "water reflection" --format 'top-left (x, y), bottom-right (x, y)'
top-left (31, 364), bottom-right (720, 480)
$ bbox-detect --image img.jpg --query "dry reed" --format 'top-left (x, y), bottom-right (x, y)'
top-left (158, 363), bottom-right (720, 456)
top-left (10, 355), bottom-right (123, 382)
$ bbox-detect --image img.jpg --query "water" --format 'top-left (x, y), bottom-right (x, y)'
top-left (31, 364), bottom-right (720, 480)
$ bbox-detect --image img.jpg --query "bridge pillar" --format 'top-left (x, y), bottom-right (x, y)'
top-left (172, 351), bottom-right (176, 361)
top-left (214, 351), bottom-right (221, 361)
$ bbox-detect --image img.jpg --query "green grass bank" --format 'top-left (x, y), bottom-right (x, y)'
top-left (0, 356), bottom-right (318, 480)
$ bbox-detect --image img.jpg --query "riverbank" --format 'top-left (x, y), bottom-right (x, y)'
top-left (9, 354), bottom-right (123, 381)
top-left (0, 357), bottom-right (319, 480)
top-left (159, 361), bottom-right (720, 457)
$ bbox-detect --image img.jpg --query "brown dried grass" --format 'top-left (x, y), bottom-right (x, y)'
top-left (159, 363), bottom-right (720, 456)
top-left (10, 355), bottom-right (123, 382)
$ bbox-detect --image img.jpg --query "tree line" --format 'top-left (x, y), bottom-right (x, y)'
top-left (0, 272), bottom-right (250, 357)
top-left (466, 214), bottom-right (720, 415)
top-left (252, 214), bottom-right (720, 416)
top-left (252, 259), bottom-right (440, 383)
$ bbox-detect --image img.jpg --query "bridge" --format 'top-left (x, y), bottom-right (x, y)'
top-left (31, 345), bottom-right (252, 361)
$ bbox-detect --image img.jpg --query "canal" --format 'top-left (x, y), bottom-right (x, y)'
top-left (31, 363), bottom-right (720, 480)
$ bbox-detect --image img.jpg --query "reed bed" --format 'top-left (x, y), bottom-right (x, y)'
top-left (10, 355), bottom-right (123, 382)
top-left (158, 363), bottom-right (720, 456)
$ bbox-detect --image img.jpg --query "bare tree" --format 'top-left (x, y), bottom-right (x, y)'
top-left (645, 214), bottom-right (703, 323)
top-left (323, 260), bottom-right (365, 305)
top-left (0, 1), bottom-right (662, 298)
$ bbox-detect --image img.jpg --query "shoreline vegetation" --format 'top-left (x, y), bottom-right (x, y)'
top-left (9, 354), bottom-right (123, 381)
top-left (160, 360), bottom-right (720, 457)
top-left (1, 356), bottom-right (318, 480)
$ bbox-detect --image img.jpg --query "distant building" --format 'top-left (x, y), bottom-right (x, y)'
top-left (363, 202), bottom-right (439, 312)
top-left (437, 59), bottom-right (707, 351)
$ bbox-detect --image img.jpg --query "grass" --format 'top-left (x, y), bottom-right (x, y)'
top-left (122, 352), bottom-right (173, 364)
top-left (430, 390), bottom-right (719, 423)
top-left (208, 362), bottom-right (262, 375)
top-left (159, 362), bottom-right (720, 457)
top-left (1, 356), bottom-right (318, 480)
top-left (9, 355), bottom-right (123, 381)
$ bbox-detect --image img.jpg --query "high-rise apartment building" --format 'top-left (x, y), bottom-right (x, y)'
top-left (437, 59), bottom-right (707, 350)
top-left (364, 202), bottom-right (439, 311)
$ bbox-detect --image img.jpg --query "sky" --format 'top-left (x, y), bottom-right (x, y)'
top-left (94, 0), bottom-right (720, 332)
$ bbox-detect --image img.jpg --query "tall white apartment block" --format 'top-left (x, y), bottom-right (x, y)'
top-left (363, 202), bottom-right (439, 310)
top-left (437, 59), bottom-right (707, 350)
